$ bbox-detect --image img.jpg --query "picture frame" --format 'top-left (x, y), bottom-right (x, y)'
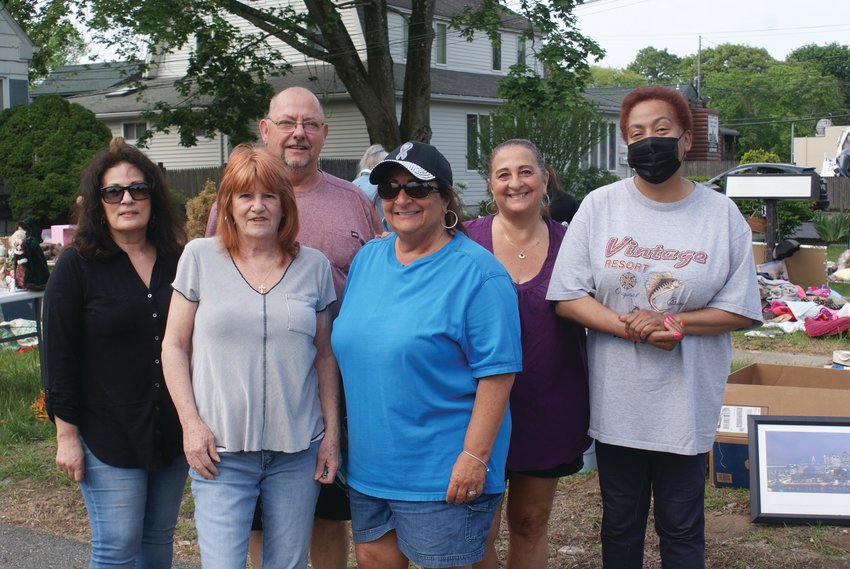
top-left (748, 415), bottom-right (850, 525)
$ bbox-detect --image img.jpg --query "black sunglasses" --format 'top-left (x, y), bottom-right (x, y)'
top-left (100, 182), bottom-right (152, 204)
top-left (376, 181), bottom-right (439, 200)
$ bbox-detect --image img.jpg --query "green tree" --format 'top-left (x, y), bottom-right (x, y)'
top-left (787, 43), bottom-right (850, 114)
top-left (678, 43), bottom-right (775, 76)
top-left (626, 47), bottom-right (682, 83)
top-left (80, 0), bottom-right (602, 148)
top-left (0, 95), bottom-right (111, 225)
top-left (588, 65), bottom-right (646, 87)
top-left (663, 44), bottom-right (845, 159)
top-left (473, 67), bottom-right (606, 190)
top-left (4, 0), bottom-right (86, 83)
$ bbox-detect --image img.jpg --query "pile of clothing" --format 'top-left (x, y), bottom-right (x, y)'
top-left (757, 276), bottom-right (850, 337)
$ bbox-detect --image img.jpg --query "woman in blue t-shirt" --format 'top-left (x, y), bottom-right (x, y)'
top-left (331, 141), bottom-right (522, 569)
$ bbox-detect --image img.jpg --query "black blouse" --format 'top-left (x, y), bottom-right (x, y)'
top-left (42, 243), bottom-right (183, 471)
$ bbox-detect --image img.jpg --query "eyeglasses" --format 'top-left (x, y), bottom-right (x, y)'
top-left (376, 181), bottom-right (439, 200)
top-left (265, 117), bottom-right (325, 134)
top-left (100, 182), bottom-right (151, 204)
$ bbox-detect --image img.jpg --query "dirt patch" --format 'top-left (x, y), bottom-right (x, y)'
top-left (3, 468), bottom-right (850, 568)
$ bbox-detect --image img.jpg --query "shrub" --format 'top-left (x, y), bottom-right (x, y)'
top-left (812, 210), bottom-right (850, 243)
top-left (184, 179), bottom-right (217, 239)
top-left (0, 95), bottom-right (111, 226)
top-left (736, 199), bottom-right (814, 240)
top-left (567, 167), bottom-right (621, 202)
top-left (740, 149), bottom-right (782, 164)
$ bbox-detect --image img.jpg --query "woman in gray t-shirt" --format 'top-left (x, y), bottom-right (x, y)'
top-left (547, 86), bottom-right (761, 569)
top-left (163, 145), bottom-right (339, 568)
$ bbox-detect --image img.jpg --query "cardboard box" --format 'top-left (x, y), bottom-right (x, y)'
top-left (711, 364), bottom-right (850, 487)
top-left (752, 242), bottom-right (827, 290)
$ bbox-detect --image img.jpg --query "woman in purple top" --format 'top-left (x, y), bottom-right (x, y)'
top-left (465, 139), bottom-right (590, 569)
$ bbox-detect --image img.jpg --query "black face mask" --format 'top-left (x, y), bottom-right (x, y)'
top-left (627, 132), bottom-right (685, 185)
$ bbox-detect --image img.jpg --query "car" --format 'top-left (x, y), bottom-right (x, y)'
top-left (705, 163), bottom-right (828, 209)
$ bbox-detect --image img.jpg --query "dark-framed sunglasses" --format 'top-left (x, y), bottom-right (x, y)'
top-left (100, 182), bottom-right (152, 204)
top-left (376, 181), bottom-right (439, 200)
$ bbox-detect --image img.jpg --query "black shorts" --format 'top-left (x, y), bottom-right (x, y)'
top-left (506, 454), bottom-right (584, 480)
top-left (314, 478), bottom-right (352, 521)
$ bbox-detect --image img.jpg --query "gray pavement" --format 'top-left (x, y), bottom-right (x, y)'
top-left (0, 523), bottom-right (200, 569)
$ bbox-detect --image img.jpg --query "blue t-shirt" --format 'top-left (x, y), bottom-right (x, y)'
top-left (331, 232), bottom-right (522, 500)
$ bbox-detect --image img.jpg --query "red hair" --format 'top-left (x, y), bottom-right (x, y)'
top-left (216, 144), bottom-right (299, 257)
top-left (619, 86), bottom-right (693, 139)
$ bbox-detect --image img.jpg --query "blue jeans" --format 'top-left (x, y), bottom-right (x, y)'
top-left (596, 441), bottom-right (707, 569)
top-left (79, 440), bottom-right (188, 568)
top-left (190, 442), bottom-right (320, 569)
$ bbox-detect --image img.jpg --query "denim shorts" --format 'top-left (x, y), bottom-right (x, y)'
top-left (349, 487), bottom-right (502, 568)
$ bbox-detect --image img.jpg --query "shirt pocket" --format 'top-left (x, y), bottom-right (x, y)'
top-left (286, 294), bottom-right (317, 337)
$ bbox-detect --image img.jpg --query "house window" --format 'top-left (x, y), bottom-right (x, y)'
top-left (467, 114), bottom-right (491, 170)
top-left (492, 36), bottom-right (501, 71)
top-left (583, 122), bottom-right (618, 171)
top-left (435, 23), bottom-right (447, 64)
top-left (467, 115), bottom-right (479, 170)
top-left (517, 37), bottom-right (526, 65)
top-left (123, 122), bottom-right (147, 140)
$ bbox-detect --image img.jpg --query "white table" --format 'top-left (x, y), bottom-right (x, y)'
top-left (0, 289), bottom-right (44, 345)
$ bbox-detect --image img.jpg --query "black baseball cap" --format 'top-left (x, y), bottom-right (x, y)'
top-left (369, 141), bottom-right (453, 187)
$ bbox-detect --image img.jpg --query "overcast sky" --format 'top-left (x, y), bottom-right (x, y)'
top-left (574, 0), bottom-right (850, 69)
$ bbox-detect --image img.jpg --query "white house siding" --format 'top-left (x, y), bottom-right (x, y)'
top-left (99, 117), bottom-right (229, 172)
top-left (320, 100), bottom-right (372, 159)
top-left (429, 100), bottom-right (495, 208)
top-left (154, 0), bottom-right (367, 79)
top-left (0, 7), bottom-right (32, 109)
top-left (386, 10), bottom-right (514, 77)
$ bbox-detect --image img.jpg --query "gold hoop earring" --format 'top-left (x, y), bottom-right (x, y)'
top-left (485, 200), bottom-right (498, 215)
top-left (442, 210), bottom-right (459, 230)
top-left (542, 191), bottom-right (551, 207)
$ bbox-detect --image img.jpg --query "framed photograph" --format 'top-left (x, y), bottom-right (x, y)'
top-left (748, 415), bottom-right (850, 525)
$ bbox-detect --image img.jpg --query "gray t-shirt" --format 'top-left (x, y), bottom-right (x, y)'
top-left (173, 237), bottom-right (336, 452)
top-left (546, 179), bottom-right (762, 455)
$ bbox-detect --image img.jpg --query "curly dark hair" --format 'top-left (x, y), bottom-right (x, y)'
top-left (73, 137), bottom-right (186, 260)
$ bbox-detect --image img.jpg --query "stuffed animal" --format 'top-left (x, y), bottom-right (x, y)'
top-left (9, 227), bottom-right (28, 290)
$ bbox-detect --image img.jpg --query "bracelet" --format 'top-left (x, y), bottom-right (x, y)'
top-left (462, 450), bottom-right (491, 472)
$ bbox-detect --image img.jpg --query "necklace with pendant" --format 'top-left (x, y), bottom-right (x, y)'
top-left (250, 260), bottom-right (278, 293)
top-left (499, 220), bottom-right (541, 260)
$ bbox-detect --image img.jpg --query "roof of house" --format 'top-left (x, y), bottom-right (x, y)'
top-left (584, 84), bottom-right (704, 113)
top-left (66, 63), bottom-right (504, 116)
top-left (30, 61), bottom-right (141, 97)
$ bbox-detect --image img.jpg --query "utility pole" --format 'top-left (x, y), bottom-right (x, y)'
top-left (696, 35), bottom-right (702, 99)
top-left (790, 122), bottom-right (795, 164)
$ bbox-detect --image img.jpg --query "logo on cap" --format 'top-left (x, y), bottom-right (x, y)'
top-left (396, 142), bottom-right (414, 161)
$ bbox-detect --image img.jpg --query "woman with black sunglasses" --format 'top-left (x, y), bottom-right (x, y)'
top-left (42, 137), bottom-right (188, 568)
top-left (331, 141), bottom-right (521, 569)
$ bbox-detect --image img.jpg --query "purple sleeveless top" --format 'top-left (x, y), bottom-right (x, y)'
top-left (465, 216), bottom-right (591, 471)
